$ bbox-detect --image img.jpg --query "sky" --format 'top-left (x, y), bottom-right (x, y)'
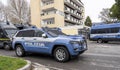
top-left (82, 0), bottom-right (115, 22)
top-left (1, 0), bottom-right (115, 22)
top-left (0, 0), bottom-right (6, 5)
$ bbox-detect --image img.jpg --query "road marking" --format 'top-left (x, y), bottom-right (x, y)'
top-left (33, 63), bottom-right (64, 70)
top-left (84, 53), bottom-right (120, 58)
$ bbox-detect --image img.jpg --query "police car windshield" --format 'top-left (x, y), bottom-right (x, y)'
top-left (5, 28), bottom-right (17, 37)
top-left (47, 30), bottom-right (66, 37)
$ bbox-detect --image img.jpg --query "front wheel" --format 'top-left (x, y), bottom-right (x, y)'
top-left (15, 45), bottom-right (25, 57)
top-left (97, 39), bottom-right (103, 43)
top-left (54, 47), bottom-right (70, 62)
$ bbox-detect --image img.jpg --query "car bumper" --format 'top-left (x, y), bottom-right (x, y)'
top-left (68, 44), bottom-right (87, 56)
top-left (72, 48), bottom-right (87, 56)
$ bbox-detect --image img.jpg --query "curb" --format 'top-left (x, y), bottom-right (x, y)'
top-left (18, 60), bottom-right (32, 70)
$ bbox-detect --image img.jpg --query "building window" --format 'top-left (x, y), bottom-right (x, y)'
top-left (42, 18), bottom-right (55, 25)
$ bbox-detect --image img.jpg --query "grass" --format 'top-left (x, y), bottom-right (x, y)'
top-left (0, 56), bottom-right (27, 70)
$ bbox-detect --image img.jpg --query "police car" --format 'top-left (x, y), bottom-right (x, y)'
top-left (12, 27), bottom-right (87, 62)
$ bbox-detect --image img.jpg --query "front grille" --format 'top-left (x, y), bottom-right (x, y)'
top-left (78, 41), bottom-right (83, 46)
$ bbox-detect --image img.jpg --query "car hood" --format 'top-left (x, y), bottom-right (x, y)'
top-left (57, 35), bottom-right (84, 41)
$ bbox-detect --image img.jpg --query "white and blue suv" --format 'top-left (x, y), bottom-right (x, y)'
top-left (12, 27), bottom-right (87, 62)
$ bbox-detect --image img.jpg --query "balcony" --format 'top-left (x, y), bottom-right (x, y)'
top-left (41, 0), bottom-right (54, 6)
top-left (65, 17), bottom-right (82, 25)
top-left (41, 14), bottom-right (56, 20)
top-left (64, 0), bottom-right (76, 9)
top-left (41, 8), bottom-right (65, 17)
top-left (71, 0), bottom-right (84, 7)
top-left (41, 4), bottom-right (55, 10)
top-left (41, 8), bottom-right (56, 16)
top-left (64, 0), bottom-right (83, 13)
top-left (64, 9), bottom-right (83, 19)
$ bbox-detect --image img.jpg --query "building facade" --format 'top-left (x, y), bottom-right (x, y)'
top-left (30, 0), bottom-right (85, 35)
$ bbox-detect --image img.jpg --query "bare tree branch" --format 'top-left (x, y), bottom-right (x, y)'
top-left (6, 0), bottom-right (30, 24)
top-left (99, 8), bottom-right (118, 23)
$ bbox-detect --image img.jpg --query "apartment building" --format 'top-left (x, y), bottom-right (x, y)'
top-left (30, 0), bottom-right (85, 35)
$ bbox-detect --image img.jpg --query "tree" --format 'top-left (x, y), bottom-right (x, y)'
top-left (110, 0), bottom-right (120, 21)
top-left (99, 8), bottom-right (117, 23)
top-left (0, 2), bottom-right (5, 22)
top-left (84, 16), bottom-right (92, 27)
top-left (7, 0), bottom-right (31, 24)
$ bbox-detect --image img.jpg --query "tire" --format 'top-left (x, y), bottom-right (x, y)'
top-left (53, 47), bottom-right (70, 62)
top-left (97, 39), bottom-right (103, 43)
top-left (15, 45), bottom-right (25, 57)
top-left (0, 46), bottom-right (3, 49)
top-left (4, 44), bottom-right (11, 50)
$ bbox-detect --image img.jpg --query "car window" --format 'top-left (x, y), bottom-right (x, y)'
top-left (16, 30), bottom-right (35, 37)
top-left (35, 30), bottom-right (44, 37)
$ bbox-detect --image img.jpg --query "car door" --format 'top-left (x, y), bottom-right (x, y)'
top-left (32, 30), bottom-right (55, 54)
top-left (21, 30), bottom-right (36, 52)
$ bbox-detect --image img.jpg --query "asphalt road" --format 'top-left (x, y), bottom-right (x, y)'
top-left (0, 41), bottom-right (120, 70)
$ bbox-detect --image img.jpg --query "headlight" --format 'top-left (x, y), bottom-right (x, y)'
top-left (83, 41), bottom-right (87, 49)
top-left (70, 41), bottom-right (79, 44)
top-left (70, 41), bottom-right (80, 48)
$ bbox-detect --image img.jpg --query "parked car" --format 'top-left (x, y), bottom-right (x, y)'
top-left (0, 22), bottom-right (18, 50)
top-left (12, 27), bottom-right (87, 62)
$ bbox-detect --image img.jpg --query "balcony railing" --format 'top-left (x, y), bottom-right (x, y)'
top-left (65, 15), bottom-right (82, 24)
top-left (64, 9), bottom-right (83, 19)
top-left (64, 0), bottom-right (84, 13)
top-left (41, 0), bottom-right (54, 6)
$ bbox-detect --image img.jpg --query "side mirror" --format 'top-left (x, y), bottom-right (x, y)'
top-left (42, 34), bottom-right (47, 38)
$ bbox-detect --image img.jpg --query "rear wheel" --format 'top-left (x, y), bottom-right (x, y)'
top-left (15, 45), bottom-right (25, 57)
top-left (97, 39), bottom-right (103, 43)
top-left (53, 47), bottom-right (70, 62)
top-left (4, 44), bottom-right (11, 50)
top-left (0, 46), bottom-right (3, 49)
